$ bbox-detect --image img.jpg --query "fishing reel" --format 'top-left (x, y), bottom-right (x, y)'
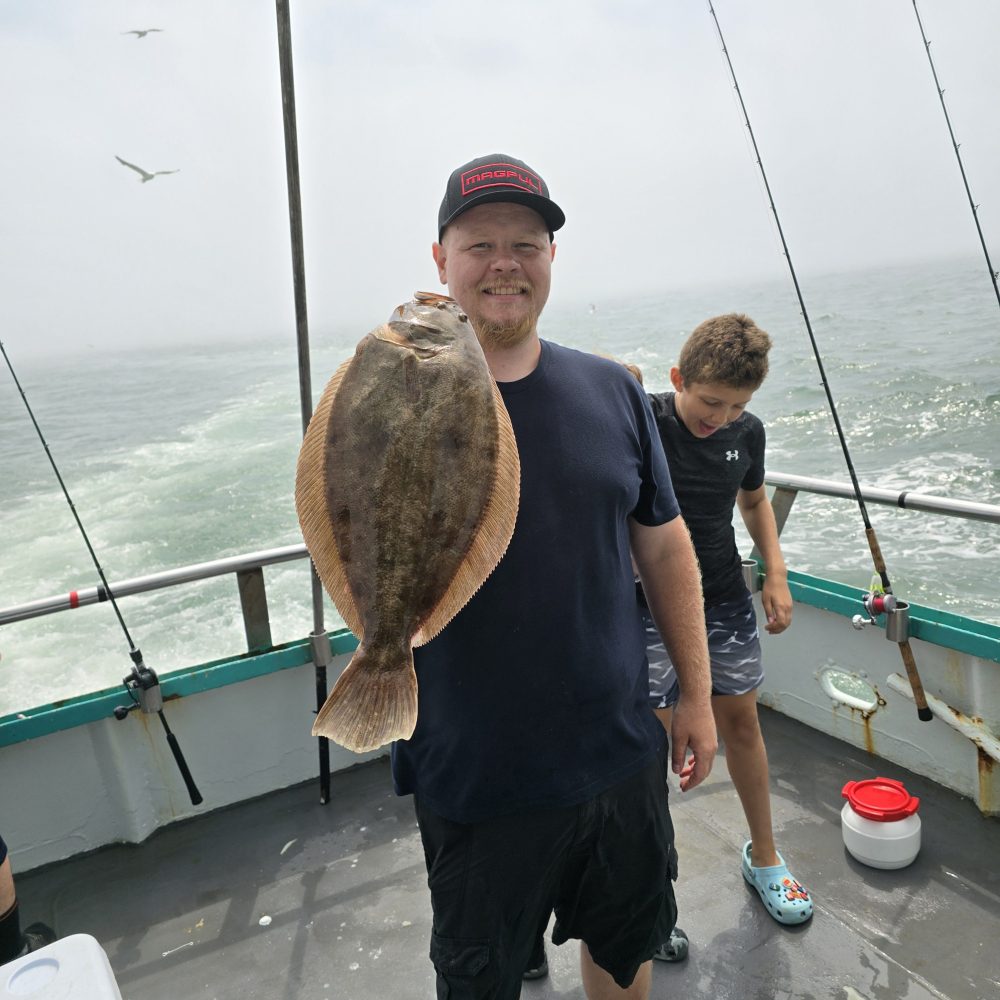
top-left (851, 582), bottom-right (910, 642)
top-left (852, 591), bottom-right (897, 629)
top-left (113, 649), bottom-right (162, 718)
top-left (112, 647), bottom-right (204, 804)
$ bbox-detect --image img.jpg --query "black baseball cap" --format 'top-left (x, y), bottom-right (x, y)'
top-left (437, 154), bottom-right (565, 241)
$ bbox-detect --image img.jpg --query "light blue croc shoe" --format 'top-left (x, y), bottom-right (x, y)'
top-left (741, 841), bottom-right (813, 924)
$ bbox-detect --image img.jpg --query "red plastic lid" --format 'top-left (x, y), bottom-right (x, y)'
top-left (842, 778), bottom-right (920, 821)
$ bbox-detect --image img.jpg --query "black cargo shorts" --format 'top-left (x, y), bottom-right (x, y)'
top-left (415, 753), bottom-right (677, 999)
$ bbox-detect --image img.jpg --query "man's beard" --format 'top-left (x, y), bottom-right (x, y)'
top-left (471, 312), bottom-right (536, 350)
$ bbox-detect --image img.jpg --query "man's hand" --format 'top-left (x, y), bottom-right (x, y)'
top-left (670, 694), bottom-right (717, 791)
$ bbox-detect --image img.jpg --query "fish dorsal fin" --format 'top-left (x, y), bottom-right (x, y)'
top-left (412, 378), bottom-right (519, 645)
top-left (411, 290), bottom-right (455, 307)
top-left (295, 358), bottom-right (364, 638)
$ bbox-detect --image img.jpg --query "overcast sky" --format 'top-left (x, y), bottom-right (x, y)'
top-left (2, 0), bottom-right (998, 357)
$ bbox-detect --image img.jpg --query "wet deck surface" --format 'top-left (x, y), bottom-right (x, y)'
top-left (16, 707), bottom-right (1000, 1000)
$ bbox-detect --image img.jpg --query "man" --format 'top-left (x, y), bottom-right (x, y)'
top-left (390, 154), bottom-right (716, 1000)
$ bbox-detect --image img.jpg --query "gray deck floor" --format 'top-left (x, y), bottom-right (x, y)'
top-left (16, 707), bottom-right (1000, 1000)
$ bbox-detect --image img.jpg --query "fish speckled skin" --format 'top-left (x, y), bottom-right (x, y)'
top-left (295, 293), bottom-right (519, 752)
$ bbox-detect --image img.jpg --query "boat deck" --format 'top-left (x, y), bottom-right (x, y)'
top-left (15, 706), bottom-right (1000, 1000)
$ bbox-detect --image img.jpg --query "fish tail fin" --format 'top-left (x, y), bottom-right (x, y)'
top-left (311, 644), bottom-right (417, 753)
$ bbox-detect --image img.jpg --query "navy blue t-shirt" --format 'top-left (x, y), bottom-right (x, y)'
top-left (391, 341), bottom-right (680, 823)
top-left (648, 391), bottom-right (766, 606)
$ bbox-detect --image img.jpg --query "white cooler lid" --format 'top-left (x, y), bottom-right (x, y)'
top-left (1, 934), bottom-right (123, 1000)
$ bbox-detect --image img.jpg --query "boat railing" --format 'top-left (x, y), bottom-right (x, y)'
top-left (1, 474), bottom-right (997, 642)
top-left (0, 543), bottom-right (309, 650)
top-left (766, 471), bottom-right (999, 522)
top-left (755, 471), bottom-right (1000, 560)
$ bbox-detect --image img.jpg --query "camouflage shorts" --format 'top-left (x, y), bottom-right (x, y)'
top-left (646, 591), bottom-right (763, 709)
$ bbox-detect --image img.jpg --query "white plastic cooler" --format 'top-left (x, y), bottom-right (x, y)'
top-left (1, 934), bottom-right (123, 999)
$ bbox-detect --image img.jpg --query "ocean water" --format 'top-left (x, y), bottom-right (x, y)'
top-left (1, 255), bottom-right (997, 716)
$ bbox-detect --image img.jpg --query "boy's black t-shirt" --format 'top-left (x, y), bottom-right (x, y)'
top-left (391, 341), bottom-right (680, 824)
top-left (647, 391), bottom-right (766, 606)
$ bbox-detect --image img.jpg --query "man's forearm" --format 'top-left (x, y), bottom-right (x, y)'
top-left (639, 521), bottom-right (711, 702)
top-left (632, 515), bottom-right (719, 786)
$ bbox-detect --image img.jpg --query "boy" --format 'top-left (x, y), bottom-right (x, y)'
top-left (646, 313), bottom-right (812, 932)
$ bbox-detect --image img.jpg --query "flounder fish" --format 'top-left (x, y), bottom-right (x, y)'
top-left (295, 291), bottom-right (520, 752)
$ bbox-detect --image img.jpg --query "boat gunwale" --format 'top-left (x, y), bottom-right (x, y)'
top-left (0, 630), bottom-right (359, 748)
top-left (1, 570), bottom-right (997, 748)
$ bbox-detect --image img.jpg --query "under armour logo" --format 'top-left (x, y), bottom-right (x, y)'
top-left (726, 450), bottom-right (739, 461)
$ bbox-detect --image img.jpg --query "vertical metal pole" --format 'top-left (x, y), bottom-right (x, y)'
top-left (275, 0), bottom-right (331, 803)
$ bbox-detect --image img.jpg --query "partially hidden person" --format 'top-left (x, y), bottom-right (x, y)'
top-left (0, 834), bottom-right (56, 966)
top-left (644, 313), bottom-right (813, 928)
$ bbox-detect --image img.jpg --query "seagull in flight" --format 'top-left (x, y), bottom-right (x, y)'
top-left (122, 29), bottom-right (163, 39)
top-left (115, 156), bottom-right (180, 183)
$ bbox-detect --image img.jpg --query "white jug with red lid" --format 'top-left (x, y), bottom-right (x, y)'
top-left (841, 777), bottom-right (921, 869)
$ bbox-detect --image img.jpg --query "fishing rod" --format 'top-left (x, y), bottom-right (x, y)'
top-left (911, 0), bottom-right (1000, 315)
top-left (706, 2), bottom-right (933, 722)
top-left (1, 340), bottom-right (204, 802)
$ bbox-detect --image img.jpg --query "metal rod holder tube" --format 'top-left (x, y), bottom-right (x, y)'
top-left (886, 601), bottom-right (911, 642)
top-left (742, 559), bottom-right (760, 594)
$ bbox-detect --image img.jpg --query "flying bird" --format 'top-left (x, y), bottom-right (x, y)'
top-left (122, 29), bottom-right (163, 39)
top-left (115, 156), bottom-right (180, 183)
